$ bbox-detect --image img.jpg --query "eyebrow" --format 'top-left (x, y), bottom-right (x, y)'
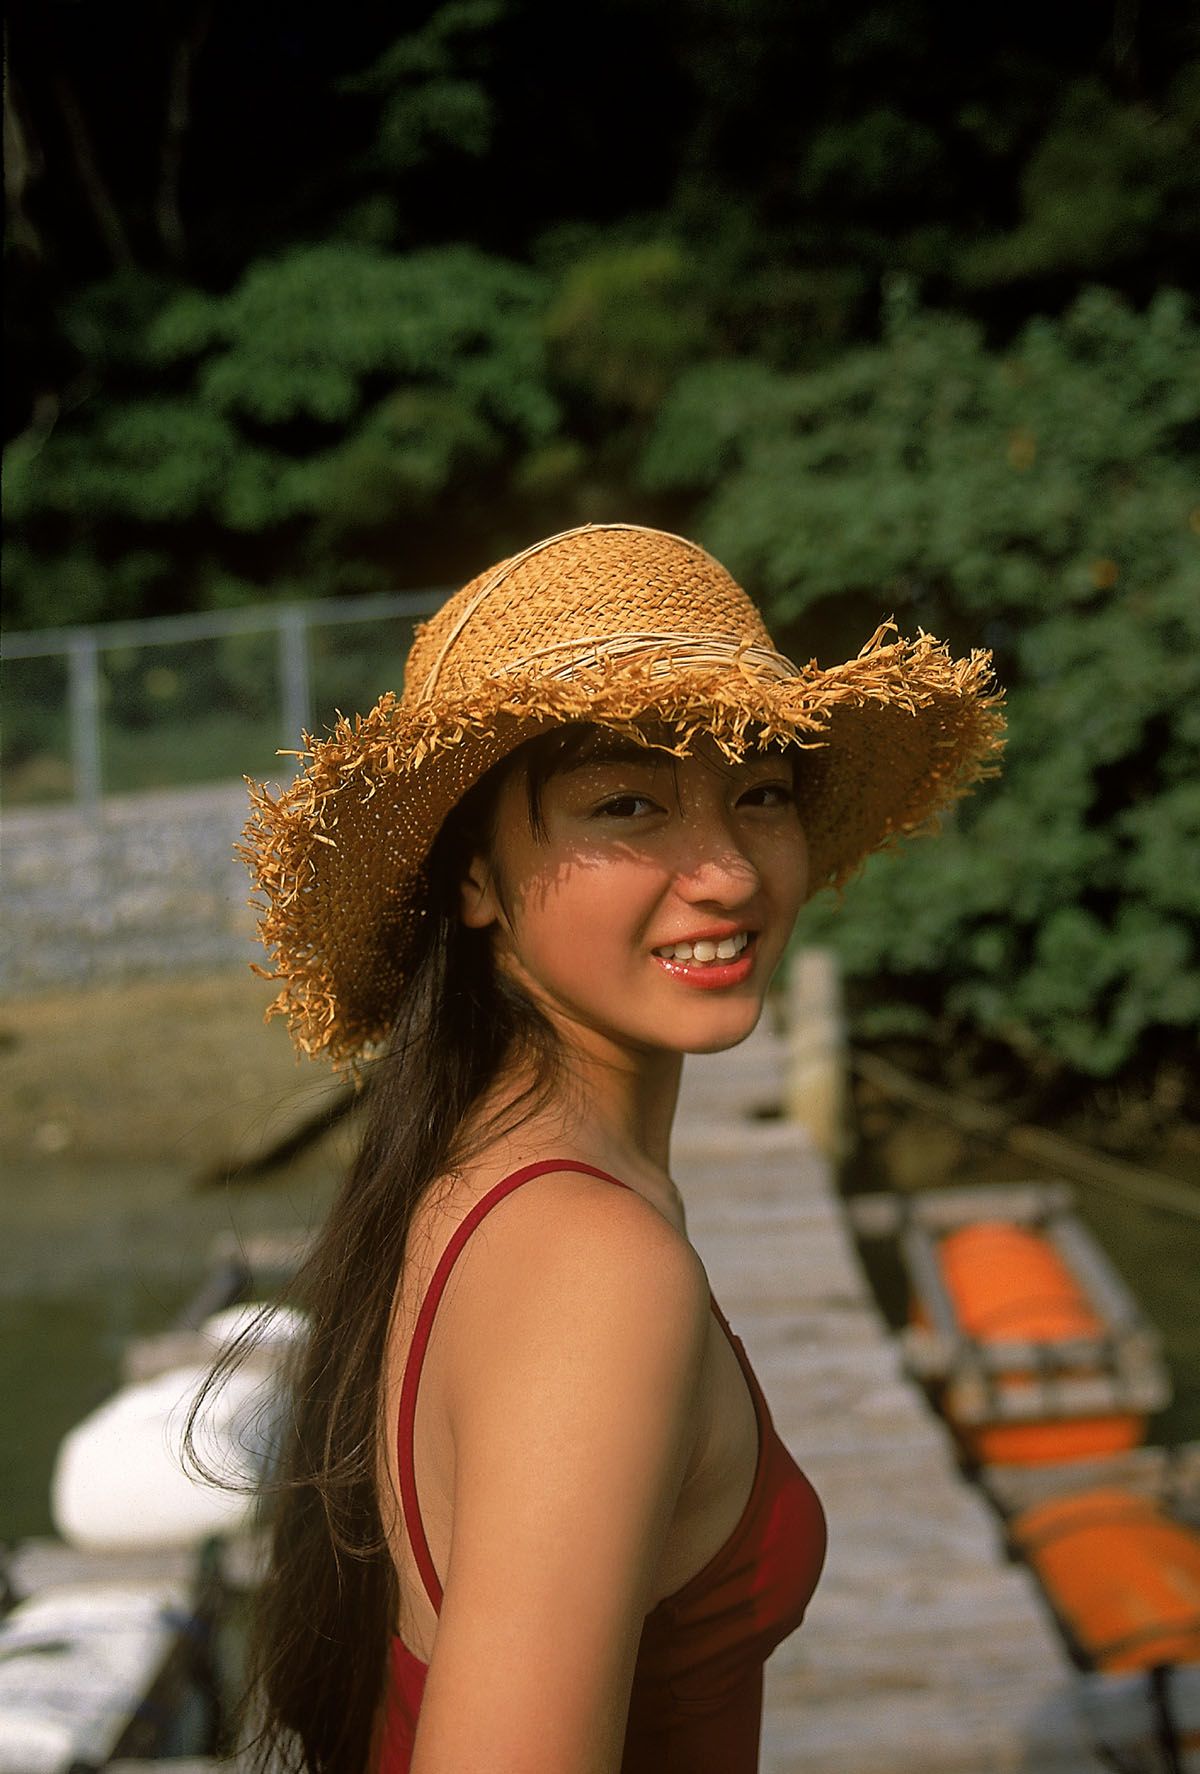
top-left (558, 742), bottom-right (674, 775)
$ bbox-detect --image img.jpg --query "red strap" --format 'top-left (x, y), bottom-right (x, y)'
top-left (396, 1159), bottom-right (638, 1615)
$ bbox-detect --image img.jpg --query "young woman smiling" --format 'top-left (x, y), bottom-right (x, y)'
top-left (233, 523), bottom-right (1005, 1774)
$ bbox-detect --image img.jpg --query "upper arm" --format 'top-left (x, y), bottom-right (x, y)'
top-left (410, 1180), bottom-right (711, 1774)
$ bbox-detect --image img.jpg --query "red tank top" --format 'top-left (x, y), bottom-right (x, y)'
top-left (376, 1160), bottom-right (827, 1773)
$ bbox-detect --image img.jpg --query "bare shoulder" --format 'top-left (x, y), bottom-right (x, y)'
top-left (408, 1171), bottom-right (712, 1769)
top-left (438, 1167), bottom-right (711, 1407)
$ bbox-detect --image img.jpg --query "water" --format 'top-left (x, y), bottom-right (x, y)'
top-left (1072, 1185), bottom-right (1200, 1446)
top-left (0, 1157), bottom-right (337, 1540)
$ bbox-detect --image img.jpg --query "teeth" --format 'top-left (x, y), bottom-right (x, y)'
top-left (655, 931), bottom-right (751, 963)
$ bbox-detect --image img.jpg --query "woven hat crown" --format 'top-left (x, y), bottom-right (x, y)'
top-left (404, 524), bottom-right (780, 705)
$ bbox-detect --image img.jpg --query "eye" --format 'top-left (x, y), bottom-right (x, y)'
top-left (740, 780), bottom-right (795, 808)
top-left (593, 794), bottom-right (659, 818)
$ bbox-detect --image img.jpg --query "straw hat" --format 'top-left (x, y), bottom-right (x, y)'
top-left (242, 522), bottom-right (1005, 1068)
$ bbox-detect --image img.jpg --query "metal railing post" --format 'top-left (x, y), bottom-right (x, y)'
top-left (277, 607), bottom-right (312, 764)
top-left (66, 631), bottom-right (103, 810)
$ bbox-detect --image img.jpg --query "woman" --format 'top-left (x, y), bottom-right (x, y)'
top-left (236, 522), bottom-right (1005, 1773)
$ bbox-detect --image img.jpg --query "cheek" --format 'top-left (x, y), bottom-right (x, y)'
top-left (519, 860), bottom-right (655, 968)
top-left (793, 824), bottom-right (810, 903)
top-left (762, 822), bottom-right (808, 919)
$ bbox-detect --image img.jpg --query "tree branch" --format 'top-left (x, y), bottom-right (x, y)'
top-left (157, 4), bottom-right (213, 264)
top-left (51, 69), bottom-right (136, 271)
top-left (3, 31), bottom-right (46, 262)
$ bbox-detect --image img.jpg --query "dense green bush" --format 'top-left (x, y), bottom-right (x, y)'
top-left (643, 283), bottom-right (1200, 1076)
top-left (3, 243), bottom-right (559, 622)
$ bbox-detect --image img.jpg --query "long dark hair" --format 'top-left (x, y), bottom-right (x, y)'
top-left (202, 723), bottom-right (619, 1773)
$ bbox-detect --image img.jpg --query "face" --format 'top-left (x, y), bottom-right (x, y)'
top-left (458, 734), bottom-right (808, 1060)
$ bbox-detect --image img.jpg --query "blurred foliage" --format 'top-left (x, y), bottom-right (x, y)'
top-left (957, 69), bottom-right (1200, 288)
top-left (642, 284), bottom-right (1200, 1075)
top-left (8, 4), bottom-right (1198, 624)
top-left (4, 244), bottom-right (558, 618)
top-left (544, 242), bottom-right (712, 416)
top-left (337, 0), bottom-right (500, 178)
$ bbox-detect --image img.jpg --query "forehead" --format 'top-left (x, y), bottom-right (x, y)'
top-left (554, 730), bottom-right (785, 777)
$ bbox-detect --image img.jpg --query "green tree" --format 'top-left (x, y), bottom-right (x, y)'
top-left (4, 243), bottom-right (559, 622)
top-left (957, 70), bottom-right (1200, 289)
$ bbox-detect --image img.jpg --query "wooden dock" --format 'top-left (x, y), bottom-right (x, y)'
top-left (673, 997), bottom-right (1110, 1774)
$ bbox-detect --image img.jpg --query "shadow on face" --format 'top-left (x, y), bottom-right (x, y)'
top-left (450, 720), bottom-right (805, 943)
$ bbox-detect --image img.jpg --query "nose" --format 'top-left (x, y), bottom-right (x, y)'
top-left (670, 811), bottom-right (763, 908)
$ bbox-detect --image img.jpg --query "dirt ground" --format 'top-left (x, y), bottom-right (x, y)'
top-left (0, 969), bottom-right (350, 1178)
top-left (849, 1035), bottom-right (1200, 1195)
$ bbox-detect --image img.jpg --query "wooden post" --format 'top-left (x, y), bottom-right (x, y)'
top-left (784, 946), bottom-right (850, 1163)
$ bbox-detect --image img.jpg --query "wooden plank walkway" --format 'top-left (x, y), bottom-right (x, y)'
top-left (673, 1014), bottom-right (1108, 1774)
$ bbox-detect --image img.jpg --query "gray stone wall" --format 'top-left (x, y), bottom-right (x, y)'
top-left (0, 783), bottom-right (261, 993)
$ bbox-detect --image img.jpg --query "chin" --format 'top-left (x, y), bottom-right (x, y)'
top-left (677, 1002), bottom-right (765, 1055)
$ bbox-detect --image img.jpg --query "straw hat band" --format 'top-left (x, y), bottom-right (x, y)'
top-left (479, 631), bottom-right (805, 687)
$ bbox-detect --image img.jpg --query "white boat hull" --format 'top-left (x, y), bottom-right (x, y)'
top-left (50, 1304), bottom-right (303, 1551)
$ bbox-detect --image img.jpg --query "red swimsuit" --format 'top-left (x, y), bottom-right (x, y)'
top-left (377, 1160), bottom-right (827, 1773)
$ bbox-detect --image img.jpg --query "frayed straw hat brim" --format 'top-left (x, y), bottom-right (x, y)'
top-left (242, 617), bottom-right (1004, 1070)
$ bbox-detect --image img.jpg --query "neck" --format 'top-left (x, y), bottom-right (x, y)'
top-left (561, 1037), bottom-right (684, 1186)
top-left (465, 1029), bottom-right (687, 1227)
